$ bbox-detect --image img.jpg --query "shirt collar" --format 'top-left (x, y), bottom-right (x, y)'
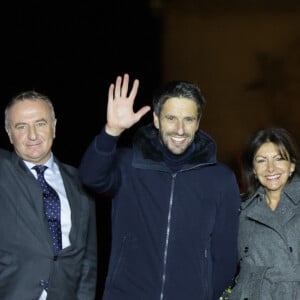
top-left (24, 153), bottom-right (55, 171)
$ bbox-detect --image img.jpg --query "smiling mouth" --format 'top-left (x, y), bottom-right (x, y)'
top-left (27, 143), bottom-right (42, 148)
top-left (171, 136), bottom-right (186, 145)
top-left (265, 175), bottom-right (280, 180)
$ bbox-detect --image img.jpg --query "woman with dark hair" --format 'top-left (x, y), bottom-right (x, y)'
top-left (230, 127), bottom-right (300, 300)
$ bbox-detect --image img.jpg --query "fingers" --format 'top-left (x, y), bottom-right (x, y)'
top-left (129, 78), bottom-right (139, 101)
top-left (121, 74), bottom-right (129, 98)
top-left (113, 74), bottom-right (129, 99)
top-left (134, 106), bottom-right (151, 122)
top-left (108, 83), bottom-right (115, 103)
top-left (112, 73), bottom-right (137, 100)
top-left (114, 76), bottom-right (122, 99)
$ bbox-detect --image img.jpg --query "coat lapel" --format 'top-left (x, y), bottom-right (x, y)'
top-left (58, 163), bottom-right (84, 248)
top-left (11, 155), bottom-right (53, 251)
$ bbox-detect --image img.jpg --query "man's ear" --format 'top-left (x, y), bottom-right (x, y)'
top-left (196, 118), bottom-right (200, 130)
top-left (153, 112), bottom-right (159, 129)
top-left (52, 118), bottom-right (57, 138)
top-left (6, 128), bottom-right (14, 144)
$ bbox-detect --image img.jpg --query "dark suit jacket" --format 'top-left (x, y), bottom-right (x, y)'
top-left (0, 150), bottom-right (98, 300)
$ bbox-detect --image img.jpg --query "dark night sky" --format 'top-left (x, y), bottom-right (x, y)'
top-left (1, 1), bottom-right (162, 166)
top-left (0, 2), bottom-right (162, 297)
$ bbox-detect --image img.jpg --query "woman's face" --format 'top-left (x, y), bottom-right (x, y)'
top-left (253, 142), bottom-right (295, 193)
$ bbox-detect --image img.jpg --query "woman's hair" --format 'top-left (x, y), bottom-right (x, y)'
top-left (240, 127), bottom-right (300, 198)
top-left (152, 80), bottom-right (206, 120)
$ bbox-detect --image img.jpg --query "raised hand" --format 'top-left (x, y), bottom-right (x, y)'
top-left (105, 74), bottom-right (151, 136)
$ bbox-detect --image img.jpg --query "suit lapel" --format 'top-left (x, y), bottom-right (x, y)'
top-left (11, 156), bottom-right (53, 251)
top-left (58, 163), bottom-right (83, 247)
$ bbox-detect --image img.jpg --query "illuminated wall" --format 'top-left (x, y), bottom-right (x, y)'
top-left (158, 1), bottom-right (300, 168)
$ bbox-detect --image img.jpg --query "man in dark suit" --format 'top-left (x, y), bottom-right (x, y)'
top-left (0, 91), bottom-right (98, 300)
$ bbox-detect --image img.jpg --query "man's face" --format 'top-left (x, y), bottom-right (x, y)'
top-left (6, 99), bottom-right (56, 164)
top-left (153, 97), bottom-right (200, 155)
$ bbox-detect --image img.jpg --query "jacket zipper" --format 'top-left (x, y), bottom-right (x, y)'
top-left (160, 173), bottom-right (176, 300)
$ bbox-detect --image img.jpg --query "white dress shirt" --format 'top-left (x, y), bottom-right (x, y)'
top-left (25, 154), bottom-right (71, 300)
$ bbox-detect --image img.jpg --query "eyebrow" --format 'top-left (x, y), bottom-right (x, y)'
top-left (163, 114), bottom-right (197, 119)
top-left (254, 153), bottom-right (283, 159)
top-left (14, 118), bottom-right (48, 126)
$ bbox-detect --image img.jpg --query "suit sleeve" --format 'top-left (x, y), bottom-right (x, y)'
top-left (77, 196), bottom-right (98, 300)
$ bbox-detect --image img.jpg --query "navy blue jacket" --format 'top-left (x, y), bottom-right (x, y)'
top-left (79, 124), bottom-right (240, 300)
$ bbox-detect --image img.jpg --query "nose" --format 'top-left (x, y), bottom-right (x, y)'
top-left (266, 160), bottom-right (274, 172)
top-left (176, 120), bottom-right (184, 135)
top-left (28, 126), bottom-right (37, 140)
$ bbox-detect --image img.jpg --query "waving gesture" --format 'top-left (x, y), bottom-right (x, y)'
top-left (105, 74), bottom-right (151, 136)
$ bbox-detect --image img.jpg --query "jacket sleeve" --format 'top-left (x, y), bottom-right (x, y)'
top-left (79, 128), bottom-right (120, 194)
top-left (77, 196), bottom-right (98, 300)
top-left (211, 171), bottom-right (241, 299)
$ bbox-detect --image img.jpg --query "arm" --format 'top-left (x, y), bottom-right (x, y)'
top-left (77, 196), bottom-right (98, 300)
top-left (212, 172), bottom-right (241, 299)
top-left (79, 74), bottom-right (150, 192)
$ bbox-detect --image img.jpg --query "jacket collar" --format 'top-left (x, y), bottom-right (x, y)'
top-left (242, 174), bottom-right (300, 209)
top-left (132, 123), bottom-right (217, 170)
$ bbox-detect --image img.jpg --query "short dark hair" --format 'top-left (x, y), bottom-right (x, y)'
top-left (241, 127), bottom-right (299, 198)
top-left (152, 80), bottom-right (206, 120)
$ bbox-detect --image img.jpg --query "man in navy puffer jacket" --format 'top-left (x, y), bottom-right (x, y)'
top-left (79, 74), bottom-right (241, 300)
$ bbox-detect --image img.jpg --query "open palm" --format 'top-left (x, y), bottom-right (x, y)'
top-left (106, 74), bottom-right (151, 136)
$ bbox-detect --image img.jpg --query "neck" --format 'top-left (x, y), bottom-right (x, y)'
top-left (265, 191), bottom-right (281, 211)
top-left (160, 142), bottom-right (195, 171)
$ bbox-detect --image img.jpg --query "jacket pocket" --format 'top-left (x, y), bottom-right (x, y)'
top-left (110, 234), bottom-right (134, 287)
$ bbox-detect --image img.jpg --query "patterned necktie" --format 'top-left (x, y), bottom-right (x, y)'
top-left (33, 165), bottom-right (62, 254)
